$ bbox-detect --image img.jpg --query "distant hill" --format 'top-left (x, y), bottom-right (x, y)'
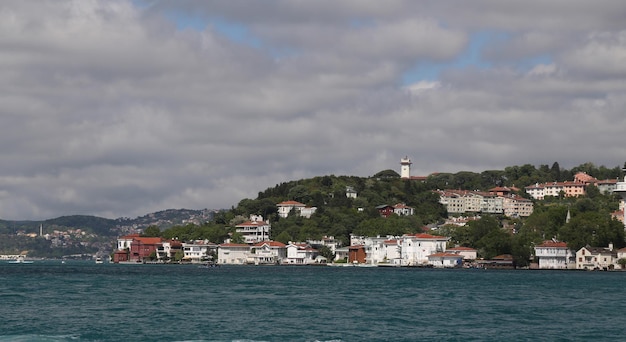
top-left (0, 209), bottom-right (217, 236)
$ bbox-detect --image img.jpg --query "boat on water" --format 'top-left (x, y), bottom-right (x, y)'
top-left (8, 256), bottom-right (33, 264)
top-left (95, 257), bottom-right (103, 264)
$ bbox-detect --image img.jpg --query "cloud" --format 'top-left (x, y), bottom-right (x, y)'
top-left (0, 0), bottom-right (624, 220)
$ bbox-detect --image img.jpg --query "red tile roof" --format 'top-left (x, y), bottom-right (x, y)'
top-left (277, 200), bottom-right (305, 206)
top-left (447, 246), bottom-right (476, 251)
top-left (536, 241), bottom-right (568, 248)
top-left (253, 241), bottom-right (286, 247)
top-left (219, 243), bottom-right (250, 247)
top-left (236, 220), bottom-right (269, 227)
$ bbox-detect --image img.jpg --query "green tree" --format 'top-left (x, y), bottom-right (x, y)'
top-left (142, 225), bottom-right (161, 237)
top-left (230, 232), bottom-right (245, 244)
top-left (174, 250), bottom-right (184, 262)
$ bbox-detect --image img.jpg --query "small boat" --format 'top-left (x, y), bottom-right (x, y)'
top-left (95, 257), bottom-right (103, 264)
top-left (8, 256), bottom-right (33, 264)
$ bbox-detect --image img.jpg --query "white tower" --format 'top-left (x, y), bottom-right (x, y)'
top-left (400, 156), bottom-right (412, 179)
top-left (613, 166), bottom-right (626, 228)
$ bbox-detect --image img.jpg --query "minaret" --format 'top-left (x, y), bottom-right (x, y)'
top-left (400, 156), bottom-right (412, 179)
top-left (614, 165), bottom-right (626, 228)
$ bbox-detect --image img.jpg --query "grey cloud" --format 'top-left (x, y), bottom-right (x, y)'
top-left (0, 0), bottom-right (624, 220)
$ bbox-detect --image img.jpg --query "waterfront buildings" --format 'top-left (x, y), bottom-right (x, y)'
top-left (534, 240), bottom-right (575, 269)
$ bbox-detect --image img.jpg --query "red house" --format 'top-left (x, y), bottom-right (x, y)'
top-left (348, 245), bottom-right (366, 264)
top-left (114, 235), bottom-right (163, 263)
top-left (375, 205), bottom-right (394, 218)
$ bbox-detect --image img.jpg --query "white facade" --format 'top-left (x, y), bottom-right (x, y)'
top-left (438, 190), bottom-right (533, 217)
top-left (400, 156), bottom-right (412, 179)
top-left (427, 253), bottom-right (463, 268)
top-left (401, 234), bottom-right (448, 266)
top-left (277, 201), bottom-right (317, 218)
top-left (235, 219), bottom-right (271, 244)
top-left (250, 241), bottom-right (287, 264)
top-left (576, 245), bottom-right (616, 270)
top-left (285, 243), bottom-right (319, 264)
top-left (393, 203), bottom-right (415, 216)
top-left (351, 234), bottom-right (449, 266)
top-left (534, 241), bottom-right (574, 269)
top-left (446, 247), bottom-right (477, 260)
top-left (217, 243), bottom-right (250, 265)
top-left (182, 241), bottom-right (216, 263)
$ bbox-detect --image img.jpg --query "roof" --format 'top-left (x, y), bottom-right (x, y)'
top-left (132, 237), bottom-right (163, 245)
top-left (536, 241), bottom-right (568, 248)
top-left (236, 220), bottom-right (269, 227)
top-left (408, 233), bottom-right (447, 240)
top-left (447, 246), bottom-right (477, 251)
top-left (277, 200), bottom-right (305, 207)
top-left (219, 243), bottom-right (250, 247)
top-left (253, 241), bottom-right (286, 248)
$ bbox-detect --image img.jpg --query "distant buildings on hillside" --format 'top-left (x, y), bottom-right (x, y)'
top-left (524, 172), bottom-right (619, 200)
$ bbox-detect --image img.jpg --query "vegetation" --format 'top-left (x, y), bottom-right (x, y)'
top-left (1, 161), bottom-right (624, 262)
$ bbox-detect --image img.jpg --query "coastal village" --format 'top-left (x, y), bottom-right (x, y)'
top-left (110, 157), bottom-right (626, 271)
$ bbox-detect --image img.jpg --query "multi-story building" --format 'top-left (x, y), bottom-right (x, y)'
top-left (182, 240), bottom-right (217, 263)
top-left (235, 215), bottom-right (271, 243)
top-left (401, 233), bottom-right (448, 266)
top-left (437, 190), bottom-right (532, 217)
top-left (534, 240), bottom-right (574, 269)
top-left (576, 244), bottom-right (616, 270)
top-left (250, 241), bottom-right (287, 265)
top-left (217, 243), bottom-right (250, 265)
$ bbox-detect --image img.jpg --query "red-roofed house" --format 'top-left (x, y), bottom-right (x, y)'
top-left (393, 203), bottom-right (414, 216)
top-left (285, 243), bottom-right (319, 264)
top-left (114, 234), bottom-right (163, 263)
top-left (277, 200), bottom-right (317, 218)
top-left (534, 240), bottom-right (575, 269)
top-left (235, 218), bottom-right (271, 244)
top-left (250, 241), bottom-right (287, 264)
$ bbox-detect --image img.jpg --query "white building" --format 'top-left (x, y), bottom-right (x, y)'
top-left (217, 243), bottom-right (250, 265)
top-left (277, 200), bottom-right (317, 218)
top-left (534, 240), bottom-right (575, 269)
top-left (235, 216), bottom-right (271, 243)
top-left (446, 246), bottom-right (477, 260)
top-left (393, 203), bottom-right (415, 216)
top-left (285, 243), bottom-right (319, 264)
top-left (401, 233), bottom-right (449, 266)
top-left (182, 240), bottom-right (217, 263)
top-left (306, 236), bottom-right (341, 253)
top-left (250, 241), bottom-right (286, 264)
top-left (576, 244), bottom-right (616, 270)
top-left (427, 253), bottom-right (463, 268)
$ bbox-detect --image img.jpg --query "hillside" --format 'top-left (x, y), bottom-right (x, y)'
top-left (0, 161), bottom-right (623, 259)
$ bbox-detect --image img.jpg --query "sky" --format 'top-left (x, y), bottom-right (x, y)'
top-left (1, 0), bottom-right (626, 220)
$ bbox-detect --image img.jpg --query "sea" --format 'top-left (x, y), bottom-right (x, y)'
top-left (1, 262), bottom-right (625, 342)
